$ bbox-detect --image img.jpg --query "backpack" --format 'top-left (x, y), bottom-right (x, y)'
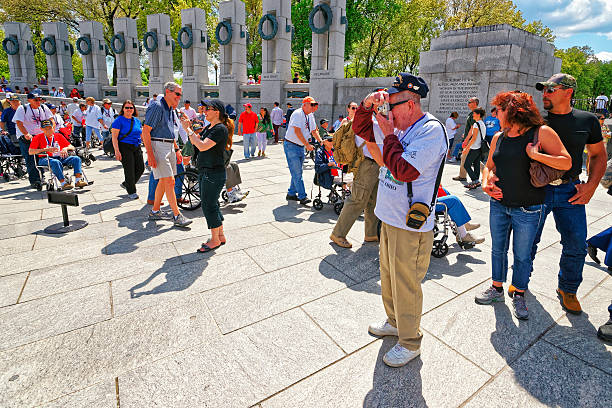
top-left (332, 119), bottom-right (365, 175)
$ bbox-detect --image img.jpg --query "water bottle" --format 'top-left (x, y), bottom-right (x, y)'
top-left (53, 141), bottom-right (60, 157)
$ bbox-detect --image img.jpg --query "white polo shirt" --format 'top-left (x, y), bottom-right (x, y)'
top-left (12, 104), bottom-right (53, 136)
top-left (84, 104), bottom-right (102, 128)
top-left (374, 113), bottom-right (448, 232)
top-left (285, 108), bottom-right (316, 146)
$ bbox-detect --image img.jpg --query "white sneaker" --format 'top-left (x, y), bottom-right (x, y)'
top-left (368, 320), bottom-right (399, 337)
top-left (383, 343), bottom-right (421, 367)
top-left (228, 190), bottom-right (241, 203)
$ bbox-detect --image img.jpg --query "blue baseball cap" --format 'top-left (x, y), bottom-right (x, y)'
top-left (387, 73), bottom-right (429, 98)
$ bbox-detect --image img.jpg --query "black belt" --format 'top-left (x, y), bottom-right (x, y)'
top-left (151, 137), bottom-right (174, 143)
top-left (284, 139), bottom-right (303, 147)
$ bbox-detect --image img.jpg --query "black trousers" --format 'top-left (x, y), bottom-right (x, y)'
top-left (118, 142), bottom-right (145, 194)
top-left (464, 148), bottom-right (482, 182)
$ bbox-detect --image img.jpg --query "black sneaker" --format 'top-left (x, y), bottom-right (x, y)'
top-left (286, 194), bottom-right (298, 201)
top-left (597, 318), bottom-right (612, 342)
top-left (587, 244), bottom-right (601, 264)
top-left (299, 197), bottom-right (311, 205)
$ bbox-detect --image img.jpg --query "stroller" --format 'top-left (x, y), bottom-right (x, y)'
top-left (311, 144), bottom-right (350, 215)
top-left (0, 134), bottom-right (26, 181)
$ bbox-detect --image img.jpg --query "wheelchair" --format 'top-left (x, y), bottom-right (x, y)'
top-left (175, 165), bottom-right (201, 211)
top-left (35, 152), bottom-right (94, 191)
top-left (0, 134), bottom-right (26, 181)
top-left (431, 202), bottom-right (476, 258)
top-left (68, 132), bottom-right (96, 167)
top-left (311, 168), bottom-right (351, 215)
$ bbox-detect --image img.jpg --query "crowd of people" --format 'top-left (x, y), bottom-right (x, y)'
top-left (1, 71), bottom-right (611, 367)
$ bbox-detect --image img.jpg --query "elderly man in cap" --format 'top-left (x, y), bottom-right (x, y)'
top-left (56, 87), bottom-right (66, 98)
top-left (0, 94), bottom-right (21, 146)
top-left (12, 93), bottom-right (54, 187)
top-left (352, 73), bottom-right (448, 367)
top-left (100, 99), bottom-right (116, 142)
top-left (499, 74), bottom-right (606, 314)
top-left (238, 103), bottom-right (259, 159)
top-left (29, 119), bottom-right (87, 190)
top-left (283, 96), bottom-right (322, 205)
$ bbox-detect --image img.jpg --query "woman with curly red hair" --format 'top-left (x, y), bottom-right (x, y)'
top-left (475, 91), bottom-right (571, 319)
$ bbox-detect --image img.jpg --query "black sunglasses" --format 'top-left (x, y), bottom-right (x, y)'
top-left (124, 106), bottom-right (134, 110)
top-left (310, 103), bottom-right (318, 106)
top-left (389, 99), bottom-right (412, 110)
top-left (174, 91), bottom-right (182, 97)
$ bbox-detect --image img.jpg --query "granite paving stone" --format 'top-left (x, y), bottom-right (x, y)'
top-left (420, 282), bottom-right (564, 375)
top-left (202, 257), bottom-right (355, 333)
top-left (112, 250), bottom-right (265, 317)
top-left (118, 308), bottom-right (344, 408)
top-left (464, 340), bottom-right (612, 408)
top-left (0, 234), bottom-right (36, 256)
top-left (262, 335), bottom-right (491, 408)
top-left (0, 272), bottom-right (27, 308)
top-left (425, 245), bottom-right (491, 294)
top-left (20, 243), bottom-right (182, 302)
top-left (0, 209), bottom-right (41, 226)
top-left (39, 382), bottom-right (117, 408)
top-left (322, 241), bottom-right (381, 283)
top-left (0, 295), bottom-right (218, 407)
top-left (543, 285), bottom-right (612, 374)
top-left (0, 283), bottom-right (111, 351)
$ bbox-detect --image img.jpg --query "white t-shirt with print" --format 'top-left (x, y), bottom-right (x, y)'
top-left (84, 104), bottom-right (103, 128)
top-left (285, 108), bottom-right (315, 146)
top-left (471, 120), bottom-right (485, 150)
top-left (445, 117), bottom-right (457, 139)
top-left (12, 104), bottom-right (53, 136)
top-left (374, 113), bottom-right (448, 232)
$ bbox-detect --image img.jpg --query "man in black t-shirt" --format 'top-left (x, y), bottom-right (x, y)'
top-left (523, 73), bottom-right (607, 314)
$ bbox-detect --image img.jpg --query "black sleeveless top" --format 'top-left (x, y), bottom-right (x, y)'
top-left (492, 127), bottom-right (545, 207)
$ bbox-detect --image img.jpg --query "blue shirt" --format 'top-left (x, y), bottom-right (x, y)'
top-left (484, 116), bottom-right (501, 138)
top-left (144, 97), bottom-right (177, 141)
top-left (1, 107), bottom-right (16, 134)
top-left (111, 115), bottom-right (142, 146)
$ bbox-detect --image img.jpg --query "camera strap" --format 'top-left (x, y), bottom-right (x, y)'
top-left (406, 118), bottom-right (449, 211)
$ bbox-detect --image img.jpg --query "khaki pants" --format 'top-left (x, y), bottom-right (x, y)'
top-left (379, 222), bottom-right (434, 351)
top-left (332, 158), bottom-right (379, 238)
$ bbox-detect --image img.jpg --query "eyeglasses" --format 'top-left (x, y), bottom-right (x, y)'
top-left (310, 103), bottom-right (318, 107)
top-left (173, 91), bottom-right (182, 97)
top-left (124, 106), bottom-right (134, 110)
top-left (543, 86), bottom-right (568, 94)
top-left (389, 99), bottom-right (412, 110)
top-left (349, 106), bottom-right (357, 110)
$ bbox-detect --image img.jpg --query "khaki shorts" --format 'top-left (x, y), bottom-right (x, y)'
top-left (151, 140), bottom-right (177, 180)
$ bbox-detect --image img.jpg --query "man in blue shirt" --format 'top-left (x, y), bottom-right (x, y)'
top-left (142, 81), bottom-right (192, 227)
top-left (483, 107), bottom-right (500, 145)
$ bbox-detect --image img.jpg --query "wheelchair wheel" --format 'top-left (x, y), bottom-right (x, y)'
top-left (431, 240), bottom-right (448, 258)
top-left (334, 202), bottom-right (343, 215)
top-left (177, 169), bottom-right (201, 210)
top-left (313, 198), bottom-right (324, 211)
top-left (221, 190), bottom-right (229, 202)
top-left (47, 183), bottom-right (55, 192)
top-left (329, 193), bottom-right (338, 203)
top-left (84, 157), bottom-right (92, 166)
top-left (35, 182), bottom-right (43, 191)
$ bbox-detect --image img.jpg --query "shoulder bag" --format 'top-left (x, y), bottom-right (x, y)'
top-left (529, 127), bottom-right (566, 188)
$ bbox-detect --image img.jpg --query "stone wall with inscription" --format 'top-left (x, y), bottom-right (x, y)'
top-left (419, 24), bottom-right (561, 123)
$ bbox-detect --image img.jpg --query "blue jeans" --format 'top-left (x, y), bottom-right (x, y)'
top-left (243, 133), bottom-right (257, 158)
top-left (587, 226), bottom-right (612, 268)
top-left (490, 199), bottom-right (544, 291)
top-left (284, 141), bottom-right (306, 199)
top-left (38, 155), bottom-right (83, 181)
top-left (451, 137), bottom-right (463, 158)
top-left (531, 181), bottom-right (587, 294)
top-left (147, 162), bottom-right (184, 202)
top-left (18, 138), bottom-right (40, 185)
top-left (436, 195), bottom-right (470, 226)
top-left (85, 126), bottom-right (101, 142)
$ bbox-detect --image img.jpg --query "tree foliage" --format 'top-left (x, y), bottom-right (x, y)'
top-left (554, 46), bottom-right (612, 99)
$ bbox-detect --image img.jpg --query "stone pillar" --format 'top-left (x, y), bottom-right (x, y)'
top-left (41, 22), bottom-right (74, 93)
top-left (218, 0), bottom-right (247, 108)
top-left (260, 0), bottom-right (292, 106)
top-left (113, 18), bottom-right (141, 101)
top-left (309, 0), bottom-right (346, 121)
top-left (180, 8), bottom-right (209, 104)
top-left (146, 14), bottom-right (174, 96)
top-left (78, 21), bottom-right (108, 100)
top-left (2, 22), bottom-right (37, 90)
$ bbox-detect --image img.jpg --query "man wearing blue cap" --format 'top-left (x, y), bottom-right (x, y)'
top-left (353, 73), bottom-right (448, 367)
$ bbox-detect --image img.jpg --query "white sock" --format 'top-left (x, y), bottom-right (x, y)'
top-left (457, 225), bottom-right (467, 239)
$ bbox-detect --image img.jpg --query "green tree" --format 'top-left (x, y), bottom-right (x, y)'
top-left (554, 46), bottom-right (598, 99)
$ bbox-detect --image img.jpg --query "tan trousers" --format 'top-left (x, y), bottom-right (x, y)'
top-left (332, 158), bottom-right (379, 238)
top-left (379, 222), bottom-right (434, 350)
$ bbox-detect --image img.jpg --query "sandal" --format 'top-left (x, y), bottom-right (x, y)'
top-left (468, 181), bottom-right (481, 189)
top-left (197, 243), bottom-right (220, 253)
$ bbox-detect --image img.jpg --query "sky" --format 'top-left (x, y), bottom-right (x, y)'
top-left (515, 0), bottom-right (612, 61)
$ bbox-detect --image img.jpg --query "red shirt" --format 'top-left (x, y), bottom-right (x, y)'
top-left (239, 111), bottom-right (259, 134)
top-left (30, 132), bottom-right (70, 157)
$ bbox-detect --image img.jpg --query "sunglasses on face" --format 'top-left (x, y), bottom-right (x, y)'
top-left (310, 103), bottom-right (318, 107)
top-left (389, 99), bottom-right (412, 110)
top-left (173, 91), bottom-right (182, 98)
top-left (543, 86), bottom-right (567, 94)
top-left (349, 106), bottom-right (357, 110)
top-left (124, 106), bottom-right (134, 110)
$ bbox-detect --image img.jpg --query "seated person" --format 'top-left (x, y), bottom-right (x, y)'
top-left (319, 119), bottom-right (332, 138)
top-left (436, 185), bottom-right (484, 245)
top-left (314, 135), bottom-right (340, 190)
top-left (29, 119), bottom-right (87, 190)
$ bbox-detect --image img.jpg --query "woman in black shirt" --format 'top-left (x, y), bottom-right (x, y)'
top-left (477, 91), bottom-right (571, 320)
top-left (182, 99), bottom-right (229, 253)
